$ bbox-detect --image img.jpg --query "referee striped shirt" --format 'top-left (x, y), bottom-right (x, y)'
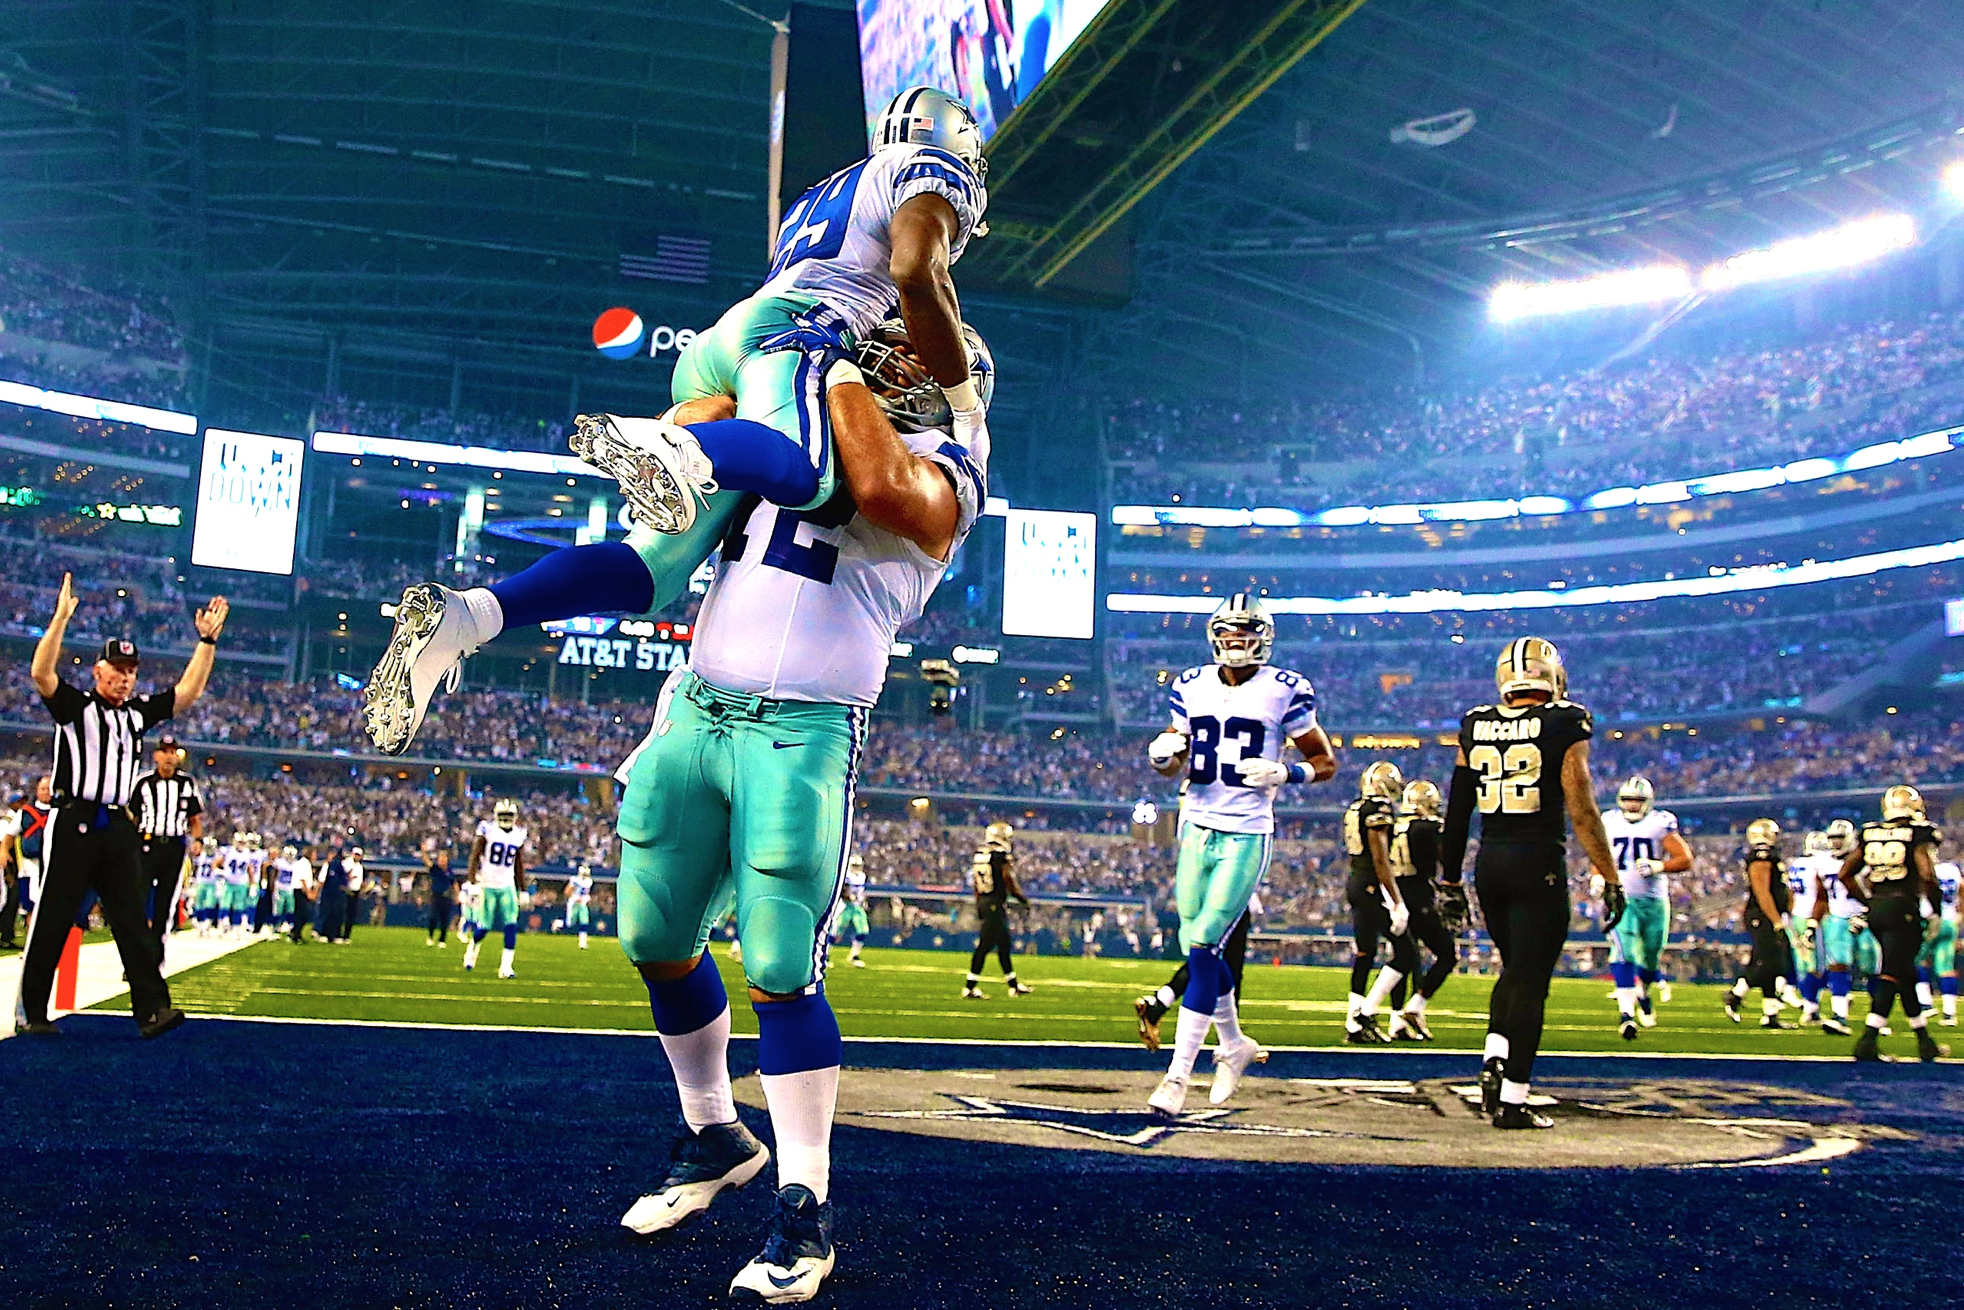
top-left (41, 681), bottom-right (176, 807)
top-left (132, 770), bottom-right (202, 837)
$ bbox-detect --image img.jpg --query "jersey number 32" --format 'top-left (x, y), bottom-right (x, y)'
top-left (1468, 743), bottom-right (1542, 815)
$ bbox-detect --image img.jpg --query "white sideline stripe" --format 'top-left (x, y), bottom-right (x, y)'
top-left (0, 934), bottom-right (260, 1038)
top-left (173, 1012), bottom-right (1901, 1061)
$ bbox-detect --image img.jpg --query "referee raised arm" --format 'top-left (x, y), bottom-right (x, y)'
top-left (15, 573), bottom-right (227, 1038)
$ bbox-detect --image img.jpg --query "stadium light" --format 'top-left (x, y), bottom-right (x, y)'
top-left (312, 430), bottom-right (601, 479)
top-left (1701, 214), bottom-right (1916, 292)
top-left (1105, 535), bottom-right (1964, 617)
top-left (0, 379), bottom-right (197, 435)
top-left (1488, 266), bottom-right (1693, 322)
top-left (1947, 161), bottom-right (1964, 199)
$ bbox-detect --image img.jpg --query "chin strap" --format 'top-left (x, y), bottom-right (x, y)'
top-left (1441, 764), bottom-right (1479, 883)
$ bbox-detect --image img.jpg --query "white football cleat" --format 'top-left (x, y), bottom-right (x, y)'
top-left (1208, 1036), bottom-right (1267, 1105)
top-left (497, 968), bottom-right (516, 979)
top-left (727, 1183), bottom-right (834, 1304)
top-left (1657, 981), bottom-right (1673, 1004)
top-left (569, 413), bottom-right (717, 535)
top-left (364, 583), bottom-right (483, 756)
top-left (622, 1122), bottom-right (770, 1235)
top-left (1147, 1073), bottom-right (1189, 1118)
top-left (1637, 1007), bottom-right (1658, 1029)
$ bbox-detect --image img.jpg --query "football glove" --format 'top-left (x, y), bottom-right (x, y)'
top-left (1802, 920), bottom-right (1818, 947)
top-left (1388, 900), bottom-right (1410, 938)
top-left (1601, 879), bottom-right (1628, 931)
top-left (1148, 730), bottom-right (1189, 767)
top-left (1436, 881), bottom-right (1470, 934)
top-left (1632, 858), bottom-right (1662, 878)
top-left (1850, 913), bottom-right (1869, 935)
top-left (1234, 757), bottom-right (1290, 789)
top-left (757, 306), bottom-right (853, 358)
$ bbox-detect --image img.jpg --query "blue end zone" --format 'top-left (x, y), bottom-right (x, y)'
top-left (1, 1015), bottom-right (1957, 1308)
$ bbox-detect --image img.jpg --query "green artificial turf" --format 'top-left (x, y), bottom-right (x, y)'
top-left (124, 926), bottom-right (1922, 1057)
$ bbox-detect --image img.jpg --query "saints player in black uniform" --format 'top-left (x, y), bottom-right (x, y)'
top-left (1723, 819), bottom-right (1798, 1029)
top-left (963, 820), bottom-right (1032, 999)
top-left (1343, 761), bottom-right (1411, 1043)
top-left (1442, 637), bottom-right (1620, 1130)
top-left (1383, 780), bottom-right (1469, 1041)
top-left (1837, 784), bottom-right (1944, 1062)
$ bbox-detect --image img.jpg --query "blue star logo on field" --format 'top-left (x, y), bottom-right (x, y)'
top-left (862, 1093), bottom-right (1375, 1149)
top-left (592, 307), bottom-right (645, 359)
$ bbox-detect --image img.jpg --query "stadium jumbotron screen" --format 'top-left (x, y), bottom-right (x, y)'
top-left (1001, 507), bottom-right (1096, 638)
top-left (190, 428), bottom-right (304, 576)
top-left (858, 0), bottom-right (1118, 141)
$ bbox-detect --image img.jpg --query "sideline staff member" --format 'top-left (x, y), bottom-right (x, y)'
top-left (16, 573), bottom-right (227, 1038)
top-left (132, 733), bottom-right (204, 944)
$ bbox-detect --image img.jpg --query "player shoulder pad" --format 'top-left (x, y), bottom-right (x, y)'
top-left (1655, 808), bottom-right (1680, 830)
top-left (1366, 797), bottom-right (1395, 826)
top-left (887, 144), bottom-right (985, 231)
top-left (1173, 667), bottom-right (1207, 687)
top-left (1557, 699), bottom-right (1594, 735)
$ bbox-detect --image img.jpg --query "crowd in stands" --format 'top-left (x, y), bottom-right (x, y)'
top-left (1108, 312), bottom-right (1964, 508)
top-left (312, 398), bottom-right (570, 455)
top-left (0, 536), bottom-right (291, 657)
top-left (0, 253), bottom-right (182, 360)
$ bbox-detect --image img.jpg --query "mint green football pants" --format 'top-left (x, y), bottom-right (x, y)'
top-left (476, 885), bottom-right (519, 932)
top-left (1609, 896), bottom-right (1668, 972)
top-left (1174, 823), bottom-right (1272, 951)
top-left (615, 672), bottom-right (864, 996)
top-left (618, 294), bottom-right (847, 620)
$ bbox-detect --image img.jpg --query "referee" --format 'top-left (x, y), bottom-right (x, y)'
top-left (132, 733), bottom-right (204, 946)
top-left (16, 572), bottom-right (227, 1038)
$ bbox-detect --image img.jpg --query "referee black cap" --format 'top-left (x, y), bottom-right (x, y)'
top-left (99, 637), bottom-right (140, 667)
top-left (156, 731), bottom-right (179, 748)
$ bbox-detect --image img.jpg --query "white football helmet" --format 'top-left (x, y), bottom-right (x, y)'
top-left (857, 318), bottom-right (994, 432)
top-left (1207, 593), bottom-right (1274, 668)
top-left (1617, 776), bottom-right (1654, 819)
top-left (1802, 831), bottom-right (1831, 857)
top-left (494, 798), bottom-right (519, 829)
top-left (873, 86), bottom-right (987, 183)
top-left (1824, 819), bottom-right (1856, 856)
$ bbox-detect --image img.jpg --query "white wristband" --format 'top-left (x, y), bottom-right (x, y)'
top-left (943, 377), bottom-right (981, 414)
top-left (825, 357), bottom-right (865, 391)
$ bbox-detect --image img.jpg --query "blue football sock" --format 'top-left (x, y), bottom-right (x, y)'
top-left (688, 419), bottom-right (820, 507)
top-left (503, 925), bottom-right (518, 950)
top-left (1918, 966), bottom-right (1934, 986)
top-left (1829, 971), bottom-right (1851, 998)
top-left (1943, 977), bottom-right (1959, 998)
top-left (754, 988), bottom-right (843, 1075)
top-left (1609, 962), bottom-right (1637, 989)
top-left (644, 951), bottom-right (730, 1034)
top-left (488, 542), bottom-right (654, 629)
top-left (473, 928), bottom-right (488, 945)
top-left (1801, 973), bottom-right (1823, 1003)
top-left (1181, 945), bottom-right (1223, 1016)
top-left (1636, 966), bottom-right (1659, 986)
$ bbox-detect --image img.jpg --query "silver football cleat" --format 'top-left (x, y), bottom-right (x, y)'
top-left (363, 583), bottom-right (482, 756)
top-left (569, 413), bottom-right (717, 535)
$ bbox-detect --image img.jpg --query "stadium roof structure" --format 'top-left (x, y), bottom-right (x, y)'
top-left (3, 0), bottom-right (1964, 412)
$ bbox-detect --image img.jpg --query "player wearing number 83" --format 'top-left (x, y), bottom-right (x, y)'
top-left (1442, 637), bottom-right (1620, 1129)
top-left (1143, 594), bottom-right (1337, 1117)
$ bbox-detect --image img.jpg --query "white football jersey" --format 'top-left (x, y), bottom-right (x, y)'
top-left (193, 853), bottom-right (215, 885)
top-left (1168, 664), bottom-right (1319, 836)
top-left (844, 862), bottom-right (867, 901)
top-left (289, 856), bottom-right (314, 892)
top-left (568, 870), bottom-right (593, 905)
top-left (1819, 852), bottom-right (1865, 919)
top-left (223, 848), bottom-right (263, 886)
top-left (1786, 853), bottom-right (1832, 921)
top-left (1930, 861), bottom-right (1961, 917)
top-left (273, 858), bottom-right (294, 889)
top-left (758, 144), bottom-right (987, 337)
top-left (475, 821), bottom-right (528, 890)
top-left (1601, 809), bottom-right (1680, 900)
top-left (689, 427), bottom-right (985, 707)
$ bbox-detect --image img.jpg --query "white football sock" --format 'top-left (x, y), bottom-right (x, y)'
top-left (1762, 997), bottom-right (1783, 1018)
top-left (1484, 1032), bottom-right (1509, 1063)
top-left (579, 931), bottom-right (588, 947)
top-left (1916, 981), bottom-right (1934, 1009)
top-left (1832, 993), bottom-right (1851, 1020)
top-left (1865, 1012), bottom-right (1887, 1030)
top-left (1345, 991), bottom-right (1365, 1023)
top-left (1909, 1012), bottom-right (1929, 1030)
top-left (500, 947), bottom-right (515, 973)
top-left (1730, 978), bottom-right (1748, 998)
top-left (660, 1006), bottom-right (736, 1132)
top-left (1154, 985), bottom-right (1177, 1009)
top-left (1362, 967), bottom-right (1404, 1018)
top-left (459, 587), bottom-right (505, 643)
top-left (760, 1067), bottom-right (838, 1203)
top-left (1211, 994), bottom-right (1244, 1046)
top-left (1614, 986), bottom-right (1638, 1017)
top-left (1945, 995), bottom-right (1956, 1019)
top-left (1168, 1005), bottom-right (1212, 1080)
top-left (1404, 993), bottom-right (1428, 1017)
top-left (1499, 1079), bottom-right (1530, 1105)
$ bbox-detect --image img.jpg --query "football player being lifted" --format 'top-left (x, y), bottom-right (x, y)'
top-left (366, 88), bottom-right (992, 757)
top-left (1597, 776), bottom-right (1692, 1038)
top-left (1144, 594), bottom-right (1337, 1116)
top-left (1836, 785), bottom-right (1945, 1062)
top-left (1442, 638), bottom-right (1619, 1130)
top-left (1723, 819), bottom-right (1799, 1029)
top-left (1343, 761), bottom-right (1414, 1043)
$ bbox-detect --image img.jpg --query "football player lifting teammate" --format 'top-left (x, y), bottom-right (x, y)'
top-left (1441, 637), bottom-right (1620, 1130)
top-left (1837, 785), bottom-right (1945, 1063)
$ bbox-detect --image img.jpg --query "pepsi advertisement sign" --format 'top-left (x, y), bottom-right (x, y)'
top-left (592, 307), bottom-right (702, 360)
